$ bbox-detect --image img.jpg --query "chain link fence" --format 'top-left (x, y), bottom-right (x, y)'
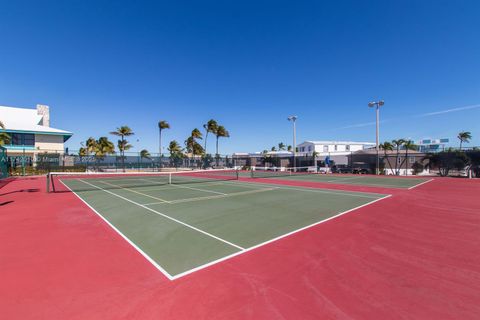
top-left (0, 146), bottom-right (8, 178)
top-left (4, 149), bottom-right (235, 176)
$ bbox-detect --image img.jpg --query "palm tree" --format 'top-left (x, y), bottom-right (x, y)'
top-left (379, 141), bottom-right (394, 174)
top-left (271, 146), bottom-right (276, 151)
top-left (278, 142), bottom-right (286, 151)
top-left (110, 126), bottom-right (134, 171)
top-left (392, 139), bottom-right (406, 175)
top-left (214, 125), bottom-right (229, 166)
top-left (287, 145), bottom-right (292, 152)
top-left (457, 131), bottom-right (472, 150)
top-left (140, 149), bottom-right (151, 168)
top-left (140, 149), bottom-right (151, 160)
top-left (192, 141), bottom-right (205, 159)
top-left (203, 119), bottom-right (218, 154)
top-left (90, 137), bottom-right (115, 169)
top-left (168, 140), bottom-right (182, 154)
top-left (186, 128), bottom-right (203, 167)
top-left (0, 121), bottom-right (11, 145)
top-left (168, 140), bottom-right (183, 169)
top-left (158, 120), bottom-right (170, 165)
top-left (84, 137), bottom-right (97, 170)
top-left (117, 139), bottom-right (133, 156)
top-left (95, 137), bottom-right (115, 157)
top-left (78, 147), bottom-right (88, 157)
top-left (192, 128), bottom-right (202, 140)
top-left (86, 137), bottom-right (97, 155)
top-left (402, 140), bottom-right (417, 175)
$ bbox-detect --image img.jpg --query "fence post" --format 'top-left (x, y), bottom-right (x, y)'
top-left (22, 148), bottom-right (26, 176)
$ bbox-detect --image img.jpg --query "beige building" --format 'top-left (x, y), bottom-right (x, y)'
top-left (0, 104), bottom-right (72, 162)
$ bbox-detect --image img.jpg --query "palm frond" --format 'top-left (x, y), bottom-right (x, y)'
top-left (158, 121), bottom-right (170, 130)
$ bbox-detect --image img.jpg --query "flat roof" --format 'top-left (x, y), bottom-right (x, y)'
top-left (299, 140), bottom-right (375, 145)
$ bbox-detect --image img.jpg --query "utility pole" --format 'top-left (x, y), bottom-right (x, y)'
top-left (287, 116), bottom-right (298, 169)
top-left (368, 100), bottom-right (385, 175)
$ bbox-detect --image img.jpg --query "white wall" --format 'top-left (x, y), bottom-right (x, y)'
top-left (298, 142), bottom-right (370, 155)
top-left (35, 134), bottom-right (64, 152)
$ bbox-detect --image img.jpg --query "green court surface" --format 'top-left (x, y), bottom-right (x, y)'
top-left (61, 177), bottom-right (388, 279)
top-left (247, 172), bottom-right (430, 189)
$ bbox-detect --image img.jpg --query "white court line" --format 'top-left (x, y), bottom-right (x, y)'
top-left (64, 178), bottom-right (392, 281)
top-left (163, 182), bottom-right (227, 195)
top-left (283, 175), bottom-right (420, 189)
top-left (143, 201), bottom-right (173, 206)
top-left (170, 194), bottom-right (393, 280)
top-left (98, 180), bottom-right (171, 203)
top-left (324, 180), bottom-right (415, 189)
top-left (169, 188), bottom-right (278, 204)
top-left (245, 177), bottom-right (421, 190)
top-left (136, 177), bottom-right (228, 195)
top-left (304, 175), bottom-right (433, 189)
top-left (78, 179), bottom-right (245, 251)
top-left (135, 180), bottom-right (247, 190)
top-left (142, 188), bottom-right (277, 206)
top-left (408, 178), bottom-right (434, 190)
top-left (218, 180), bottom-right (384, 199)
top-left (58, 179), bottom-right (175, 280)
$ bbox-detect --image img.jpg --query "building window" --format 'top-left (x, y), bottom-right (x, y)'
top-left (23, 134), bottom-right (35, 145)
top-left (323, 145), bottom-right (328, 152)
top-left (334, 145), bottom-right (338, 151)
top-left (308, 146), bottom-right (312, 152)
top-left (346, 145), bottom-right (350, 151)
top-left (9, 133), bottom-right (35, 146)
top-left (409, 156), bottom-right (415, 163)
top-left (11, 133), bottom-right (22, 145)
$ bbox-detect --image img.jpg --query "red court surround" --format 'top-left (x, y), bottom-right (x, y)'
top-left (1, 176), bottom-right (479, 319)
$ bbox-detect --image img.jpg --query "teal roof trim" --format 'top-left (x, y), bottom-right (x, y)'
top-left (3, 145), bottom-right (36, 151)
top-left (0, 129), bottom-right (72, 142)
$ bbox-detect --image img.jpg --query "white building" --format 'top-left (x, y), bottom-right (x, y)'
top-left (297, 140), bottom-right (375, 165)
top-left (0, 104), bottom-right (72, 158)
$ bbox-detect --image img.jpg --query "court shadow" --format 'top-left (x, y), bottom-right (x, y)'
top-left (0, 177), bottom-right (16, 190)
top-left (0, 200), bottom-right (14, 206)
top-left (0, 188), bottom-right (40, 196)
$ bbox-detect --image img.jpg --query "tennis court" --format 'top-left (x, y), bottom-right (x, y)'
top-left (249, 168), bottom-right (432, 189)
top-left (49, 170), bottom-right (389, 280)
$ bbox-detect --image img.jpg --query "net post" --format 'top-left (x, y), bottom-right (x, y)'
top-left (46, 173), bottom-right (50, 193)
top-left (168, 172), bottom-right (172, 184)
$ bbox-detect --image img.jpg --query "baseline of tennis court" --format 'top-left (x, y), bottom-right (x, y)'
top-left (248, 170), bottom-right (432, 189)
top-left (60, 177), bottom-right (390, 280)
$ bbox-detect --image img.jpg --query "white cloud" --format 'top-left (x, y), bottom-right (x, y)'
top-left (417, 104), bottom-right (480, 117)
top-left (330, 103), bottom-right (480, 131)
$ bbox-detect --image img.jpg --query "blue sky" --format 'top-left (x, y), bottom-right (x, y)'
top-left (1, 0), bottom-right (479, 154)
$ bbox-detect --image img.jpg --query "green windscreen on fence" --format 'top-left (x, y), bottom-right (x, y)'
top-left (0, 147), bottom-right (8, 179)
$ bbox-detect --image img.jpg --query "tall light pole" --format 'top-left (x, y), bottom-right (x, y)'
top-left (368, 100), bottom-right (384, 175)
top-left (287, 115), bottom-right (297, 169)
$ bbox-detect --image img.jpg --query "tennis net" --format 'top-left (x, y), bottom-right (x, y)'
top-left (47, 169), bottom-right (239, 193)
top-left (250, 166), bottom-right (318, 178)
